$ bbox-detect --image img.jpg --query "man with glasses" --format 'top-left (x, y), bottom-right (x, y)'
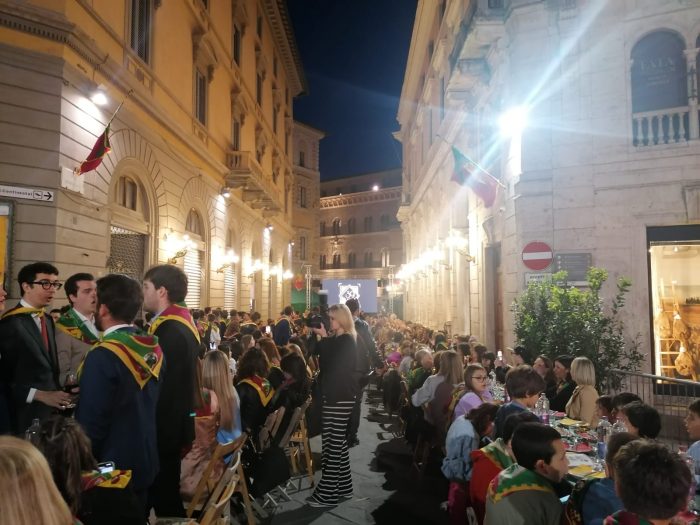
top-left (0, 262), bottom-right (71, 435)
top-left (55, 273), bottom-right (99, 383)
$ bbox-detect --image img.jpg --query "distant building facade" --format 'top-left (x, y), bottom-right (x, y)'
top-left (291, 121), bottom-right (323, 282)
top-left (396, 0), bottom-right (700, 377)
top-left (319, 169), bottom-right (403, 313)
top-left (0, 0), bottom-right (309, 319)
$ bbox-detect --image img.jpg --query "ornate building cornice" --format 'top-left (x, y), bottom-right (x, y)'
top-left (320, 188), bottom-right (402, 209)
top-left (262, 0), bottom-right (308, 96)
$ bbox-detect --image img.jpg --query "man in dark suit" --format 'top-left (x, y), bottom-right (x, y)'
top-left (0, 262), bottom-right (72, 435)
top-left (75, 273), bottom-right (162, 514)
top-left (345, 298), bottom-right (383, 447)
top-left (143, 264), bottom-right (200, 517)
top-left (273, 305), bottom-right (294, 346)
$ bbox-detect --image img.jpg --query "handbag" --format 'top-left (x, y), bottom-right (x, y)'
top-left (249, 446), bottom-right (290, 497)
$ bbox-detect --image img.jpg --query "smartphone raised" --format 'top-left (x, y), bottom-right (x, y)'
top-left (97, 461), bottom-right (115, 474)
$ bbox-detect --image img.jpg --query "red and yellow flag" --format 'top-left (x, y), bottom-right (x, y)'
top-left (77, 125), bottom-right (111, 175)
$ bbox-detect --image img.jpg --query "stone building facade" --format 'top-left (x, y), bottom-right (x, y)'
top-left (0, 0), bottom-right (311, 319)
top-left (291, 121), bottom-right (323, 277)
top-left (318, 169), bottom-right (403, 313)
top-left (396, 0), bottom-right (700, 377)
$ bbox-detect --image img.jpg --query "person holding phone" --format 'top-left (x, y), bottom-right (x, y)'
top-left (307, 304), bottom-right (358, 508)
top-left (36, 415), bottom-right (143, 525)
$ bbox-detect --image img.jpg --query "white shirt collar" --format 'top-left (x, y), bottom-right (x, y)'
top-left (20, 298), bottom-right (43, 313)
top-left (102, 324), bottom-right (132, 337)
top-left (73, 308), bottom-right (94, 323)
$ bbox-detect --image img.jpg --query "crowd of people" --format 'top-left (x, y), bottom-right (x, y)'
top-left (368, 325), bottom-right (698, 525)
top-left (0, 260), bottom-right (698, 525)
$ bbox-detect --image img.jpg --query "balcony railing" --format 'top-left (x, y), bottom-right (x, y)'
top-left (225, 150), bottom-right (282, 214)
top-left (632, 106), bottom-right (691, 147)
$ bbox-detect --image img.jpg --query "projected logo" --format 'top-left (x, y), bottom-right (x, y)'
top-left (338, 282), bottom-right (361, 302)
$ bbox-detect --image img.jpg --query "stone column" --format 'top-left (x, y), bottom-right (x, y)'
top-left (685, 47), bottom-right (700, 140)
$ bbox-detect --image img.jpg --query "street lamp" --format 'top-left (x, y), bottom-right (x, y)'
top-left (499, 106), bottom-right (529, 138)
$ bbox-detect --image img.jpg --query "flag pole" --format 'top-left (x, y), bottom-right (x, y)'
top-left (107, 89), bottom-right (134, 126)
top-left (436, 135), bottom-right (506, 189)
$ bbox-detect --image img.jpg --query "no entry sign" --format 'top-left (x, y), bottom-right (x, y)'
top-left (522, 241), bottom-right (553, 271)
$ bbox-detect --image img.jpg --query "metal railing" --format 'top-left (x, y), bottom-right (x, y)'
top-left (606, 369), bottom-right (700, 448)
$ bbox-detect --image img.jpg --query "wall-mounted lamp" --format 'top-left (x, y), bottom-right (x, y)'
top-left (282, 269), bottom-right (293, 280)
top-left (247, 259), bottom-right (263, 278)
top-left (221, 187), bottom-right (231, 198)
top-left (215, 249), bottom-right (240, 273)
top-left (265, 223), bottom-right (274, 232)
top-left (445, 230), bottom-right (476, 263)
top-left (289, 240), bottom-right (295, 247)
top-left (90, 85), bottom-right (108, 106)
top-left (165, 233), bottom-right (193, 264)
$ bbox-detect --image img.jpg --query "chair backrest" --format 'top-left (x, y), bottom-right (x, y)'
top-left (276, 398), bottom-right (310, 448)
top-left (199, 470), bottom-right (238, 525)
top-left (258, 407), bottom-right (285, 450)
top-left (186, 433), bottom-right (247, 518)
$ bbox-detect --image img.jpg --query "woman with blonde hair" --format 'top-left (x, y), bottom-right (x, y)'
top-left (306, 303), bottom-right (357, 507)
top-left (203, 350), bottom-right (243, 446)
top-left (0, 435), bottom-right (74, 525)
top-left (566, 356), bottom-right (600, 427)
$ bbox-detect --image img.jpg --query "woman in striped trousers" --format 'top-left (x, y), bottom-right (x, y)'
top-left (307, 304), bottom-right (358, 508)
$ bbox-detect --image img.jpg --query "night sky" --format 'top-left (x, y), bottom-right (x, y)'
top-left (287, 0), bottom-right (417, 180)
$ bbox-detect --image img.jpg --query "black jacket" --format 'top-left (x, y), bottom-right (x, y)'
top-left (0, 307), bottom-right (60, 434)
top-left (152, 318), bottom-right (199, 454)
top-left (316, 333), bottom-right (357, 402)
top-left (548, 380), bottom-right (577, 413)
top-left (354, 317), bottom-right (383, 374)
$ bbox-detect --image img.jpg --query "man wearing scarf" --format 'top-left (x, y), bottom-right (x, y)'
top-left (143, 264), bottom-right (200, 518)
top-left (0, 262), bottom-right (71, 435)
top-left (76, 273), bottom-right (162, 515)
top-left (56, 272), bottom-right (99, 381)
top-left (485, 422), bottom-right (570, 525)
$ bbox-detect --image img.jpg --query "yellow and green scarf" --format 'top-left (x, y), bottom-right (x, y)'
top-left (56, 308), bottom-right (99, 344)
top-left (239, 376), bottom-right (275, 406)
top-left (487, 464), bottom-right (555, 504)
top-left (148, 303), bottom-right (200, 343)
top-left (79, 329), bottom-right (162, 389)
top-left (80, 469), bottom-right (132, 490)
top-left (1, 305), bottom-right (44, 319)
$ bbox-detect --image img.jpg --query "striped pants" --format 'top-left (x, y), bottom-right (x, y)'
top-left (312, 397), bottom-right (356, 504)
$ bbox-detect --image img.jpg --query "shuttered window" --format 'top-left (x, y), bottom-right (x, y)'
top-left (184, 249), bottom-right (202, 308)
top-left (224, 266), bottom-right (237, 310)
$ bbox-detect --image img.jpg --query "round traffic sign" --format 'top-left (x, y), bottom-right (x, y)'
top-left (522, 241), bottom-right (553, 271)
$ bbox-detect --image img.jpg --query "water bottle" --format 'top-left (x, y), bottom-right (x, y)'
top-left (24, 418), bottom-right (41, 446)
top-left (538, 393), bottom-right (550, 425)
top-left (611, 418), bottom-right (627, 434)
top-left (596, 416), bottom-right (612, 463)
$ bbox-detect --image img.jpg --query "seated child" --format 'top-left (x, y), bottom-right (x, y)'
top-left (617, 402), bottom-right (661, 439)
top-left (605, 440), bottom-right (691, 525)
top-left (470, 411), bottom-right (540, 524)
top-left (493, 365), bottom-right (545, 439)
top-left (685, 399), bottom-right (700, 484)
top-left (485, 422), bottom-right (570, 525)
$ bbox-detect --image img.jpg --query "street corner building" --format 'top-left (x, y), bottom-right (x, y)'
top-left (0, 0), bottom-right (324, 318)
top-left (395, 0), bottom-right (700, 379)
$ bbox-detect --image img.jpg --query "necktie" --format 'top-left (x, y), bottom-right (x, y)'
top-left (39, 314), bottom-right (50, 352)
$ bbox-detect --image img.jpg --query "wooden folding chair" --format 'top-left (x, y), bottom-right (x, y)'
top-left (287, 398), bottom-right (314, 489)
top-left (185, 434), bottom-right (247, 519)
top-left (198, 451), bottom-right (242, 525)
top-left (257, 406), bottom-right (286, 451)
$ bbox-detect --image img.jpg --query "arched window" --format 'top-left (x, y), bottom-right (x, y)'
top-left (332, 218), bottom-right (341, 235)
top-left (348, 252), bottom-right (356, 268)
top-left (364, 216), bottom-right (373, 233)
top-left (319, 254), bottom-right (326, 269)
top-left (347, 218), bottom-right (356, 234)
top-left (631, 31), bottom-right (688, 145)
top-left (381, 249), bottom-right (390, 268)
top-left (364, 251), bottom-right (373, 268)
top-left (332, 253), bottom-right (341, 269)
top-left (185, 209), bottom-right (204, 237)
top-left (320, 221), bottom-right (326, 236)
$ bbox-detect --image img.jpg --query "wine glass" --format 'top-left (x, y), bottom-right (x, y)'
top-left (63, 372), bottom-right (78, 416)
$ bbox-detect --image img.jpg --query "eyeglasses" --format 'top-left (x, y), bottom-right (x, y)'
top-left (472, 375), bottom-right (489, 381)
top-left (31, 280), bottom-right (63, 290)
